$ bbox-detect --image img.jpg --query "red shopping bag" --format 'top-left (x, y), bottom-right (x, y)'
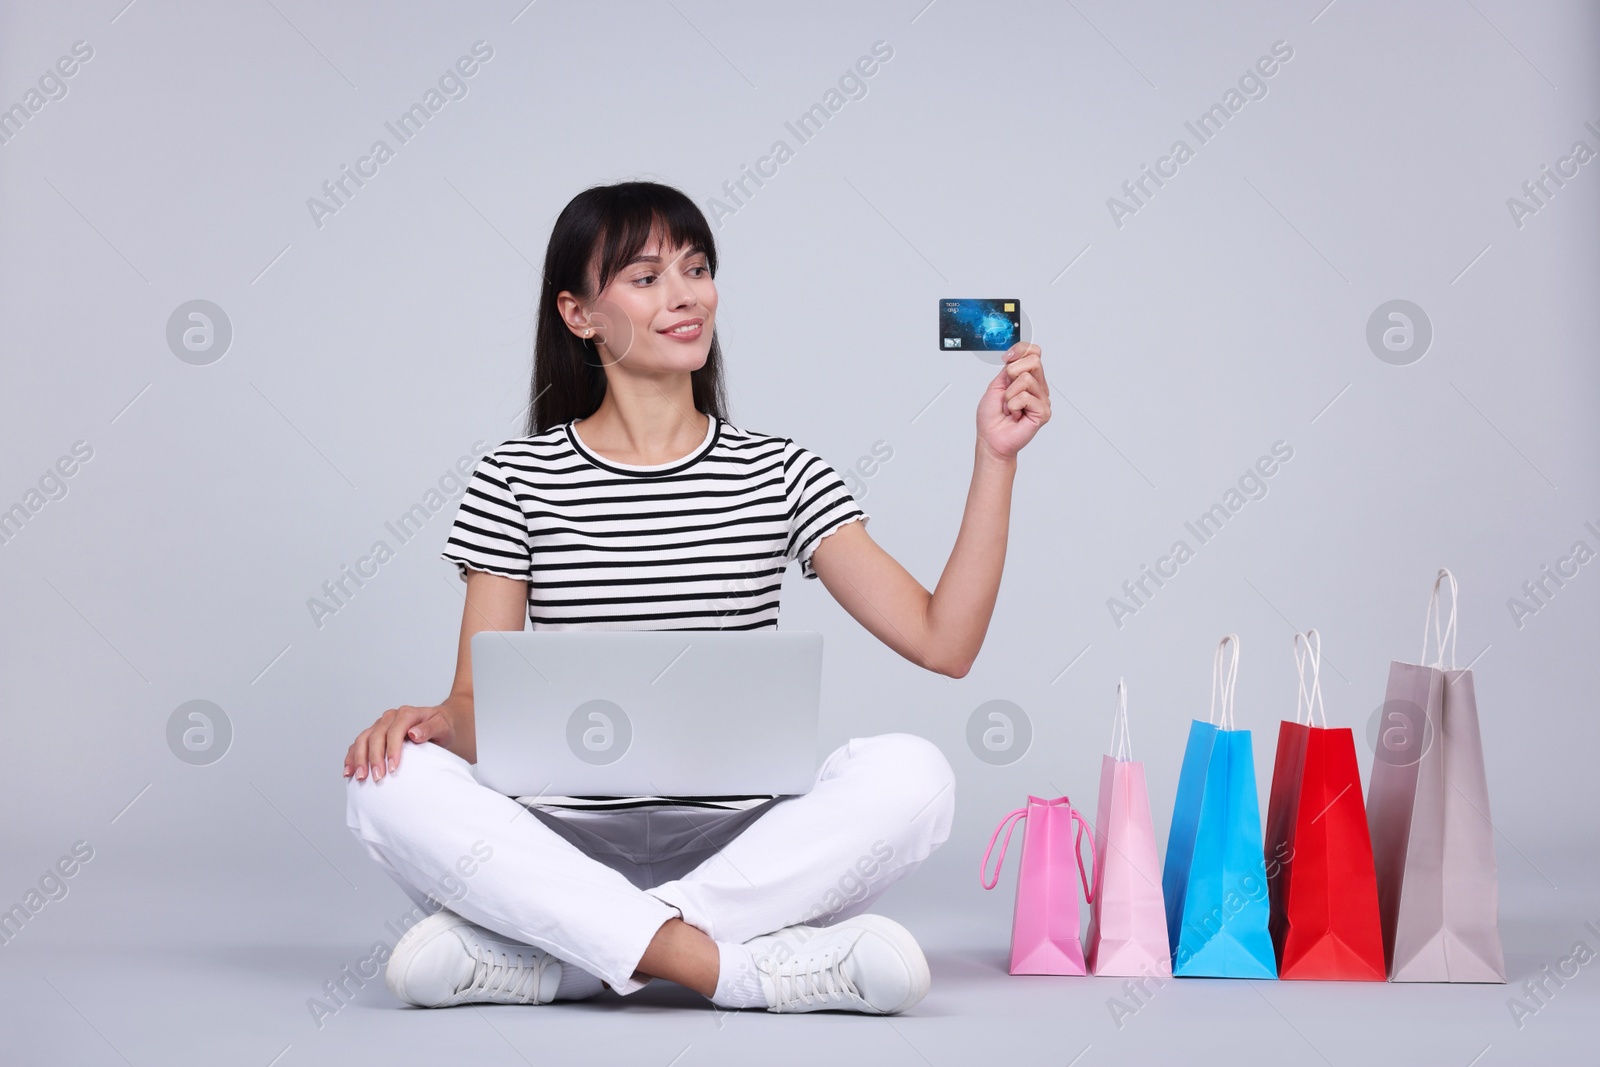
top-left (980, 795), bottom-right (1096, 975)
top-left (1264, 629), bottom-right (1386, 980)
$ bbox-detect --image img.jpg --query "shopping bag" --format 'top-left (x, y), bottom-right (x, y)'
top-left (1162, 634), bottom-right (1277, 978)
top-left (980, 794), bottom-right (1097, 975)
top-left (1366, 569), bottom-right (1506, 982)
top-left (1263, 629), bottom-right (1386, 980)
top-left (1085, 679), bottom-right (1172, 977)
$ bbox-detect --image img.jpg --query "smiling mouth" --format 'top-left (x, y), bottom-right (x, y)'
top-left (661, 319), bottom-right (705, 336)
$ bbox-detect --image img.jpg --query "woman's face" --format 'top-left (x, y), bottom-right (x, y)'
top-left (568, 230), bottom-right (718, 372)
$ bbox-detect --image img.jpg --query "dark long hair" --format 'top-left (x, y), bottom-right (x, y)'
top-left (528, 181), bottom-right (730, 436)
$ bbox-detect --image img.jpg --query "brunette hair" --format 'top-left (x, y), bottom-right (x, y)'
top-left (527, 181), bottom-right (730, 435)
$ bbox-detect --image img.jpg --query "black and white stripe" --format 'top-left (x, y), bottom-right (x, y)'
top-left (440, 414), bottom-right (867, 810)
top-left (442, 415), bottom-right (868, 630)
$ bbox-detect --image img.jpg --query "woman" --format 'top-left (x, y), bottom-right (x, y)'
top-left (343, 180), bottom-right (1050, 1015)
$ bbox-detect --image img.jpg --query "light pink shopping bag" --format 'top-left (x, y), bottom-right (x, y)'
top-left (981, 795), bottom-right (1097, 975)
top-left (1085, 680), bottom-right (1172, 977)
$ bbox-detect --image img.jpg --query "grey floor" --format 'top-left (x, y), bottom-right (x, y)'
top-left (3, 856), bottom-right (1593, 1067)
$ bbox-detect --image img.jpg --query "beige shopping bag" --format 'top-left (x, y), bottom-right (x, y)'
top-left (1366, 569), bottom-right (1506, 982)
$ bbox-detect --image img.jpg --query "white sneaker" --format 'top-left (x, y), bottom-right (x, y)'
top-left (744, 914), bottom-right (931, 1015)
top-left (385, 910), bottom-right (563, 1007)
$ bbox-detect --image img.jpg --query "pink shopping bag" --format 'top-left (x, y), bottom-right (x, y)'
top-left (980, 795), bottom-right (1097, 975)
top-left (1085, 679), bottom-right (1172, 978)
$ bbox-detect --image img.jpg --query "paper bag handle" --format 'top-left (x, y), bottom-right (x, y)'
top-left (1109, 677), bottom-right (1134, 761)
top-left (1073, 806), bottom-right (1097, 905)
top-left (978, 801), bottom-right (1098, 905)
top-left (1421, 567), bottom-right (1459, 670)
top-left (1293, 628), bottom-right (1327, 727)
top-left (1208, 634), bottom-right (1241, 729)
top-left (979, 807), bottom-right (1027, 890)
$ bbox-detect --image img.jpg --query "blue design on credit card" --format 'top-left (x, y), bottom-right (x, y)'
top-left (939, 299), bottom-right (1020, 351)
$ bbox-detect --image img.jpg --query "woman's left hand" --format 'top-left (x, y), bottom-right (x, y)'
top-left (976, 342), bottom-right (1050, 461)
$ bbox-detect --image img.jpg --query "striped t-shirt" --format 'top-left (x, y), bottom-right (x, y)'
top-left (440, 413), bottom-right (868, 810)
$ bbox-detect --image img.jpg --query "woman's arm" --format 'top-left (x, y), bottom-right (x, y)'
top-left (810, 343), bottom-right (1049, 678)
top-left (343, 569), bottom-right (528, 779)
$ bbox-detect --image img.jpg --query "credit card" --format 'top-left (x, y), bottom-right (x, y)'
top-left (939, 299), bottom-right (1021, 352)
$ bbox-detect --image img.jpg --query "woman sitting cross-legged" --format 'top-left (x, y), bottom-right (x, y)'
top-left (343, 180), bottom-right (1051, 1015)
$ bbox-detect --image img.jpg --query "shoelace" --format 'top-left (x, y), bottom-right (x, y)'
top-left (758, 944), bottom-right (861, 1010)
top-left (460, 940), bottom-right (549, 1004)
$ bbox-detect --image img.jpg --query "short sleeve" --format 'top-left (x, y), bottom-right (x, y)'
top-left (440, 452), bottom-right (533, 581)
top-left (785, 441), bottom-right (869, 580)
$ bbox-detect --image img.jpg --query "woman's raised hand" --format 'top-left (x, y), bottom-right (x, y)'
top-left (976, 342), bottom-right (1050, 461)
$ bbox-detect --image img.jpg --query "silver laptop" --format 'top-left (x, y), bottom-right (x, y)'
top-left (471, 630), bottom-right (823, 797)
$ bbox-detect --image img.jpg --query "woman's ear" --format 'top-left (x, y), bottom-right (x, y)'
top-left (555, 291), bottom-right (595, 337)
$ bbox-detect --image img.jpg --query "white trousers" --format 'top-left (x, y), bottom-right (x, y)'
top-left (345, 732), bottom-right (956, 994)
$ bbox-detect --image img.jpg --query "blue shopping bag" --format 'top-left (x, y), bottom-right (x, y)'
top-left (1161, 635), bottom-right (1278, 978)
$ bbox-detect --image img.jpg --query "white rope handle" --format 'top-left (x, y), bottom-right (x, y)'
top-left (1208, 634), bottom-right (1241, 729)
top-left (1109, 677), bottom-right (1133, 760)
top-left (1293, 629), bottom-right (1326, 727)
top-left (1420, 568), bottom-right (1459, 670)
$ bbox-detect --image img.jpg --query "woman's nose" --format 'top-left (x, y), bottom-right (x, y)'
top-left (660, 263), bottom-right (699, 308)
top-left (663, 277), bottom-right (697, 309)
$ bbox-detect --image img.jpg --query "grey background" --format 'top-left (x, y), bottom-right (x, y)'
top-left (2, 0), bottom-right (1596, 1064)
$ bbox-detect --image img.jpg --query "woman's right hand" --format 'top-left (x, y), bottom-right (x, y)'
top-left (344, 703), bottom-right (457, 781)
top-left (344, 568), bottom-right (516, 781)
